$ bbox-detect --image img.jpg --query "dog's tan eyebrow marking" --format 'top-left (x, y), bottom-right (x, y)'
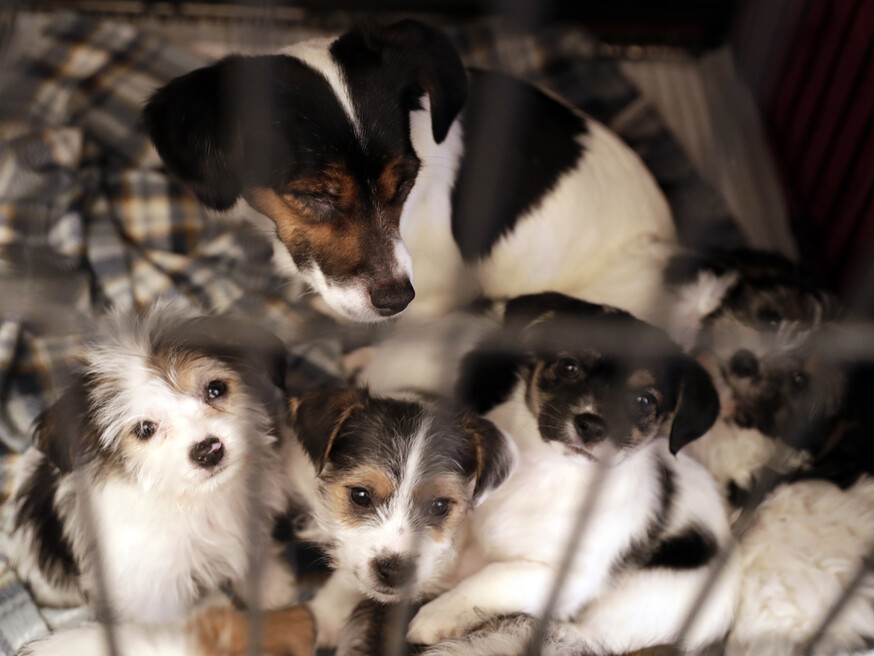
top-left (627, 370), bottom-right (657, 389)
top-left (413, 476), bottom-right (465, 506)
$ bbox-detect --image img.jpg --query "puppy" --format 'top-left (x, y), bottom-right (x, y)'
top-left (3, 304), bottom-right (297, 623)
top-left (143, 20), bottom-right (674, 322)
top-left (660, 249), bottom-right (853, 499)
top-left (406, 292), bottom-right (738, 655)
top-left (287, 387), bottom-right (515, 648)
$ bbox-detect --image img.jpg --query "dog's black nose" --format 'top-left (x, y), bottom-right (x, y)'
top-left (730, 349), bottom-right (759, 378)
top-left (190, 436), bottom-right (224, 468)
top-left (370, 280), bottom-right (415, 316)
top-left (372, 555), bottom-right (414, 588)
top-left (574, 413), bottom-right (607, 444)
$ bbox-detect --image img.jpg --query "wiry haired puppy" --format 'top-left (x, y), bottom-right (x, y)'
top-left (661, 249), bottom-right (852, 498)
top-left (285, 387), bottom-right (515, 648)
top-left (3, 304), bottom-right (298, 623)
top-left (407, 293), bottom-right (738, 655)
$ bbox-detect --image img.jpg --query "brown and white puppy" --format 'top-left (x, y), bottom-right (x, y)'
top-left (3, 303), bottom-right (297, 626)
top-left (143, 20), bottom-right (673, 323)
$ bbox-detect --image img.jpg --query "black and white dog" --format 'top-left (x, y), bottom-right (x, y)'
top-left (143, 20), bottom-right (673, 323)
top-left (404, 293), bottom-right (738, 655)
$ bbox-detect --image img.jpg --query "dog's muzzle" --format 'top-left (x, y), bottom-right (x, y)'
top-left (190, 436), bottom-right (224, 468)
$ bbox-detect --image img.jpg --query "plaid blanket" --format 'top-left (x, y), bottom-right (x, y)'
top-left (0, 12), bottom-right (741, 653)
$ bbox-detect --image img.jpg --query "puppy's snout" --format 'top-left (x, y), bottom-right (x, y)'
top-left (574, 413), bottom-right (607, 444)
top-left (190, 436), bottom-right (224, 468)
top-left (730, 349), bottom-right (759, 378)
top-left (370, 279), bottom-right (415, 316)
top-left (372, 555), bottom-right (415, 588)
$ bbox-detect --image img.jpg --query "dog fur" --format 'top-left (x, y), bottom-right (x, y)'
top-left (404, 293), bottom-right (737, 655)
top-left (143, 20), bottom-right (674, 323)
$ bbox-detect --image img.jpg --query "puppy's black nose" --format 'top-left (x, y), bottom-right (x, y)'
top-left (730, 349), bottom-right (759, 378)
top-left (190, 436), bottom-right (224, 468)
top-left (370, 280), bottom-right (415, 316)
top-left (574, 413), bottom-right (607, 444)
top-left (372, 555), bottom-right (414, 588)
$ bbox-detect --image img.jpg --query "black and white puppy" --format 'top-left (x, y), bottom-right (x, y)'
top-left (406, 293), bottom-right (738, 655)
top-left (143, 20), bottom-right (673, 323)
top-left (287, 387), bottom-right (515, 648)
top-left (3, 304), bottom-right (298, 624)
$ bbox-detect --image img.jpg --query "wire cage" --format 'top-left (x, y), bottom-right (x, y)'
top-left (0, 1), bottom-right (873, 655)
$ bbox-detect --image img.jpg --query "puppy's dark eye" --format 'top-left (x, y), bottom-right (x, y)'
top-left (350, 487), bottom-right (372, 508)
top-left (429, 498), bottom-right (452, 517)
top-left (207, 380), bottom-right (227, 400)
top-left (757, 309), bottom-right (782, 330)
top-left (635, 393), bottom-right (657, 416)
top-left (133, 421), bottom-right (157, 440)
top-left (556, 358), bottom-right (581, 380)
top-left (790, 371), bottom-right (808, 393)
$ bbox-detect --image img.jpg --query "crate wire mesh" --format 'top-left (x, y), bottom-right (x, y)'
top-left (0, 1), bottom-right (873, 655)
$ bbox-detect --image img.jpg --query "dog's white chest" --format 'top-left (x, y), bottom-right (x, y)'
top-left (91, 479), bottom-right (249, 622)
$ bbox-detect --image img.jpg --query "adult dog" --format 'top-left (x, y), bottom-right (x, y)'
top-left (144, 20), bottom-right (673, 322)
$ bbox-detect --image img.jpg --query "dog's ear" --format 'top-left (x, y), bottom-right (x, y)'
top-left (669, 358), bottom-right (720, 454)
top-left (33, 375), bottom-right (100, 473)
top-left (456, 346), bottom-right (522, 415)
top-left (462, 414), bottom-right (515, 503)
top-left (290, 388), bottom-right (367, 474)
top-left (381, 20), bottom-right (468, 144)
top-left (143, 56), bottom-right (248, 211)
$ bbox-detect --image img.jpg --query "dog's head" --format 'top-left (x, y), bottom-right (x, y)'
top-left (462, 293), bottom-right (720, 464)
top-left (34, 305), bottom-right (289, 495)
top-left (143, 21), bottom-right (467, 322)
top-left (666, 250), bottom-right (845, 447)
top-left (290, 387), bottom-right (513, 602)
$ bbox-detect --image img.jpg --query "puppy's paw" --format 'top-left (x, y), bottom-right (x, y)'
top-left (407, 594), bottom-right (480, 646)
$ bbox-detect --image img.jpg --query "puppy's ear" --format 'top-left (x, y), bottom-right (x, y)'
top-left (382, 20), bottom-right (467, 143)
top-left (143, 57), bottom-right (247, 210)
top-left (33, 376), bottom-right (100, 473)
top-left (290, 388), bottom-right (367, 474)
top-left (462, 414), bottom-right (514, 503)
top-left (456, 347), bottom-right (522, 415)
top-left (669, 358), bottom-right (720, 454)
